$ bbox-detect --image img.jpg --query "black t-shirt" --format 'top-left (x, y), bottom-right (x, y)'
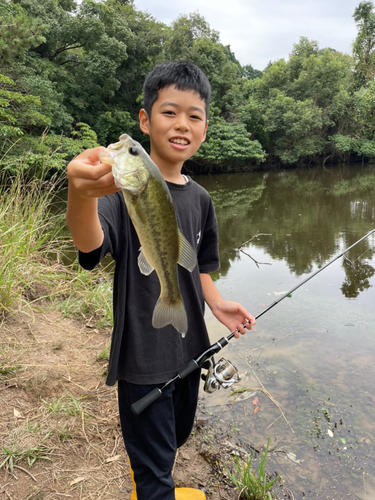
top-left (79, 178), bottom-right (220, 385)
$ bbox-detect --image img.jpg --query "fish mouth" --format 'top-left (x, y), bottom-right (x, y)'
top-left (169, 136), bottom-right (190, 146)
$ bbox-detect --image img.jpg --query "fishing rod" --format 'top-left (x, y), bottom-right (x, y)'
top-left (131, 228), bottom-right (375, 416)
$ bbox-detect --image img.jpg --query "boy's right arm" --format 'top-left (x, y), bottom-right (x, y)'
top-left (66, 147), bottom-right (121, 253)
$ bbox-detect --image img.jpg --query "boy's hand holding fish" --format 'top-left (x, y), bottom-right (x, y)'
top-left (66, 147), bottom-right (121, 253)
top-left (67, 147), bottom-right (120, 199)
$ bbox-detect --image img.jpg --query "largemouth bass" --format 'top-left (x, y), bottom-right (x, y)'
top-left (99, 134), bottom-right (197, 337)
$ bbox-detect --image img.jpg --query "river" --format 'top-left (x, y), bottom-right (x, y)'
top-left (195, 164), bottom-right (375, 499)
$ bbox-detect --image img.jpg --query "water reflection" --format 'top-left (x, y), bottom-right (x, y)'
top-left (341, 258), bottom-right (375, 298)
top-left (195, 165), bottom-right (375, 298)
top-left (195, 164), bottom-right (375, 499)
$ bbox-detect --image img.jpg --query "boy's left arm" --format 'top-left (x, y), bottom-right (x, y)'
top-left (200, 273), bottom-right (255, 338)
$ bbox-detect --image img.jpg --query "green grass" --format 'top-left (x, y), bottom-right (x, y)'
top-left (96, 344), bottom-right (110, 361)
top-left (0, 362), bottom-right (21, 379)
top-left (0, 171), bottom-right (114, 327)
top-left (42, 392), bottom-right (90, 417)
top-left (0, 172), bottom-right (66, 316)
top-left (228, 438), bottom-right (279, 500)
top-left (0, 443), bottom-right (52, 472)
top-left (57, 265), bottom-right (113, 327)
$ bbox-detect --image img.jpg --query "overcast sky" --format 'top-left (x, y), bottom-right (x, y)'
top-left (134, 0), bottom-right (361, 70)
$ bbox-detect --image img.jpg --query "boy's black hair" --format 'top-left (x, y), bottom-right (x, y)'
top-left (143, 61), bottom-right (211, 120)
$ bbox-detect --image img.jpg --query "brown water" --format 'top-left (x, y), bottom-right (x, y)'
top-left (195, 164), bottom-right (375, 499)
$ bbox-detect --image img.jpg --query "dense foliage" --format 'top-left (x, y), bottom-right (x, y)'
top-left (1, 0), bottom-right (375, 175)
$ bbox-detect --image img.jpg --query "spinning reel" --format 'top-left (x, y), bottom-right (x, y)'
top-left (202, 357), bottom-right (241, 393)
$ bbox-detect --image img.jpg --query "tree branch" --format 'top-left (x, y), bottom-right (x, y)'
top-left (236, 232), bottom-right (272, 268)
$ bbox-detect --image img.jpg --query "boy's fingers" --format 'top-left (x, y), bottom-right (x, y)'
top-left (71, 171), bottom-right (120, 197)
top-left (234, 318), bottom-right (254, 338)
top-left (245, 317), bottom-right (255, 327)
top-left (68, 159), bottom-right (113, 181)
top-left (74, 146), bottom-right (106, 162)
top-left (67, 146), bottom-right (111, 180)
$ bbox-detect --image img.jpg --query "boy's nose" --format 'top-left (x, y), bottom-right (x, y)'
top-left (174, 115), bottom-right (189, 131)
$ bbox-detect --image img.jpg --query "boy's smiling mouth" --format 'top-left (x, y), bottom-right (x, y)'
top-left (169, 137), bottom-right (190, 146)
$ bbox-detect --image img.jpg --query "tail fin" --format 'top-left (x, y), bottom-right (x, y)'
top-left (152, 296), bottom-right (188, 337)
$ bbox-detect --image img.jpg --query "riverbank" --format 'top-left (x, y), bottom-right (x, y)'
top-left (0, 299), bottom-right (295, 500)
top-left (0, 306), bottom-right (233, 499)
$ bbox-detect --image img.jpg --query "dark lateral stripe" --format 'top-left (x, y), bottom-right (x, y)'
top-left (138, 187), bottom-right (179, 304)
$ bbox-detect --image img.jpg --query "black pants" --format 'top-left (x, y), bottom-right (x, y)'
top-left (118, 369), bottom-right (201, 500)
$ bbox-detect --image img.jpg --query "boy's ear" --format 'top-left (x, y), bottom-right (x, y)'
top-left (201, 120), bottom-right (209, 143)
top-left (139, 109), bottom-right (150, 135)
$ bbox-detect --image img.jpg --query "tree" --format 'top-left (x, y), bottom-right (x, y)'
top-left (352, 1), bottom-right (375, 87)
top-left (191, 118), bottom-right (265, 171)
top-left (0, 0), bottom-right (47, 65)
top-left (0, 73), bottom-right (50, 140)
top-left (241, 64), bottom-right (262, 80)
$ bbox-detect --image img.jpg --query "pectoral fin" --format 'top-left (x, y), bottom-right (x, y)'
top-left (138, 248), bottom-right (154, 276)
top-left (178, 232), bottom-right (197, 272)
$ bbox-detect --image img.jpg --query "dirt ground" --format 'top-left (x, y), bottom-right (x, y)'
top-left (0, 306), bottom-right (241, 500)
top-left (0, 306), bottom-right (292, 500)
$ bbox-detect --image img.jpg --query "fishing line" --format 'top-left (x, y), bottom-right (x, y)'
top-left (131, 228), bottom-right (375, 416)
top-left (344, 244), bottom-right (375, 267)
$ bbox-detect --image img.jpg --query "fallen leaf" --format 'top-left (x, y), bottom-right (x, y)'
top-left (286, 234), bottom-right (291, 236)
top-left (259, 303), bottom-right (266, 307)
top-left (14, 408), bottom-right (22, 418)
top-left (252, 396), bottom-right (258, 405)
top-left (230, 390), bottom-right (258, 403)
top-left (105, 455), bottom-right (121, 463)
top-left (286, 453), bottom-right (303, 464)
top-left (253, 406), bottom-right (261, 414)
top-left (327, 429), bottom-right (333, 438)
top-left (273, 371), bottom-right (278, 374)
top-left (70, 477), bottom-right (85, 486)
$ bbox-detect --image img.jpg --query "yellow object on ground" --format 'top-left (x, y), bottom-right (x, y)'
top-left (129, 459), bottom-right (205, 499)
top-left (175, 487), bottom-right (206, 499)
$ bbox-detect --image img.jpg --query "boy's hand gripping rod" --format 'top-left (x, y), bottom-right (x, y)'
top-left (131, 228), bottom-right (375, 416)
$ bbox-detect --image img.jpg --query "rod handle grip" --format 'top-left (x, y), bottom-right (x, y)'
top-left (131, 388), bottom-right (162, 416)
top-left (178, 359), bottom-right (198, 379)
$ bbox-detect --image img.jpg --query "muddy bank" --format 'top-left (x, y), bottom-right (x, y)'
top-left (0, 309), bottom-right (291, 499)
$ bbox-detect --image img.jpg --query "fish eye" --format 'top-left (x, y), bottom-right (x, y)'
top-left (129, 146), bottom-right (139, 156)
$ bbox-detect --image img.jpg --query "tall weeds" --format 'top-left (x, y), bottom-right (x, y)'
top-left (0, 170), bottom-right (113, 327)
top-left (0, 173), bottom-right (66, 316)
top-left (228, 438), bottom-right (279, 500)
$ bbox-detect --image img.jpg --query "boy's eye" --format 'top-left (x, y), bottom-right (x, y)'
top-left (191, 115), bottom-right (202, 120)
top-left (163, 111), bottom-right (175, 115)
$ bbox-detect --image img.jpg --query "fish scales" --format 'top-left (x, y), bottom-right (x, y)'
top-left (99, 134), bottom-right (197, 336)
top-left (124, 177), bottom-right (181, 305)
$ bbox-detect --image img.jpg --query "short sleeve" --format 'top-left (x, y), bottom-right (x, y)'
top-left (78, 192), bottom-right (126, 270)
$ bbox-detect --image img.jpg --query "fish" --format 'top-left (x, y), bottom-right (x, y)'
top-left (99, 134), bottom-right (197, 337)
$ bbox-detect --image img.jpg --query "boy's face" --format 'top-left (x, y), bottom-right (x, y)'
top-left (139, 85), bottom-right (208, 170)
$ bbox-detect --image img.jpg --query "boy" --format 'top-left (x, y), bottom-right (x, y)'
top-left (66, 61), bottom-right (255, 500)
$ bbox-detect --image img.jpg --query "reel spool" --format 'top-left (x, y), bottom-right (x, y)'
top-left (202, 357), bottom-right (241, 393)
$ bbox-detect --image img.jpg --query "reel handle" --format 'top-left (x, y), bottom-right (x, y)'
top-left (131, 360), bottom-right (199, 416)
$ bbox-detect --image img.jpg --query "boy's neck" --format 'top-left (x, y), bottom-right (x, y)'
top-left (150, 154), bottom-right (187, 184)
